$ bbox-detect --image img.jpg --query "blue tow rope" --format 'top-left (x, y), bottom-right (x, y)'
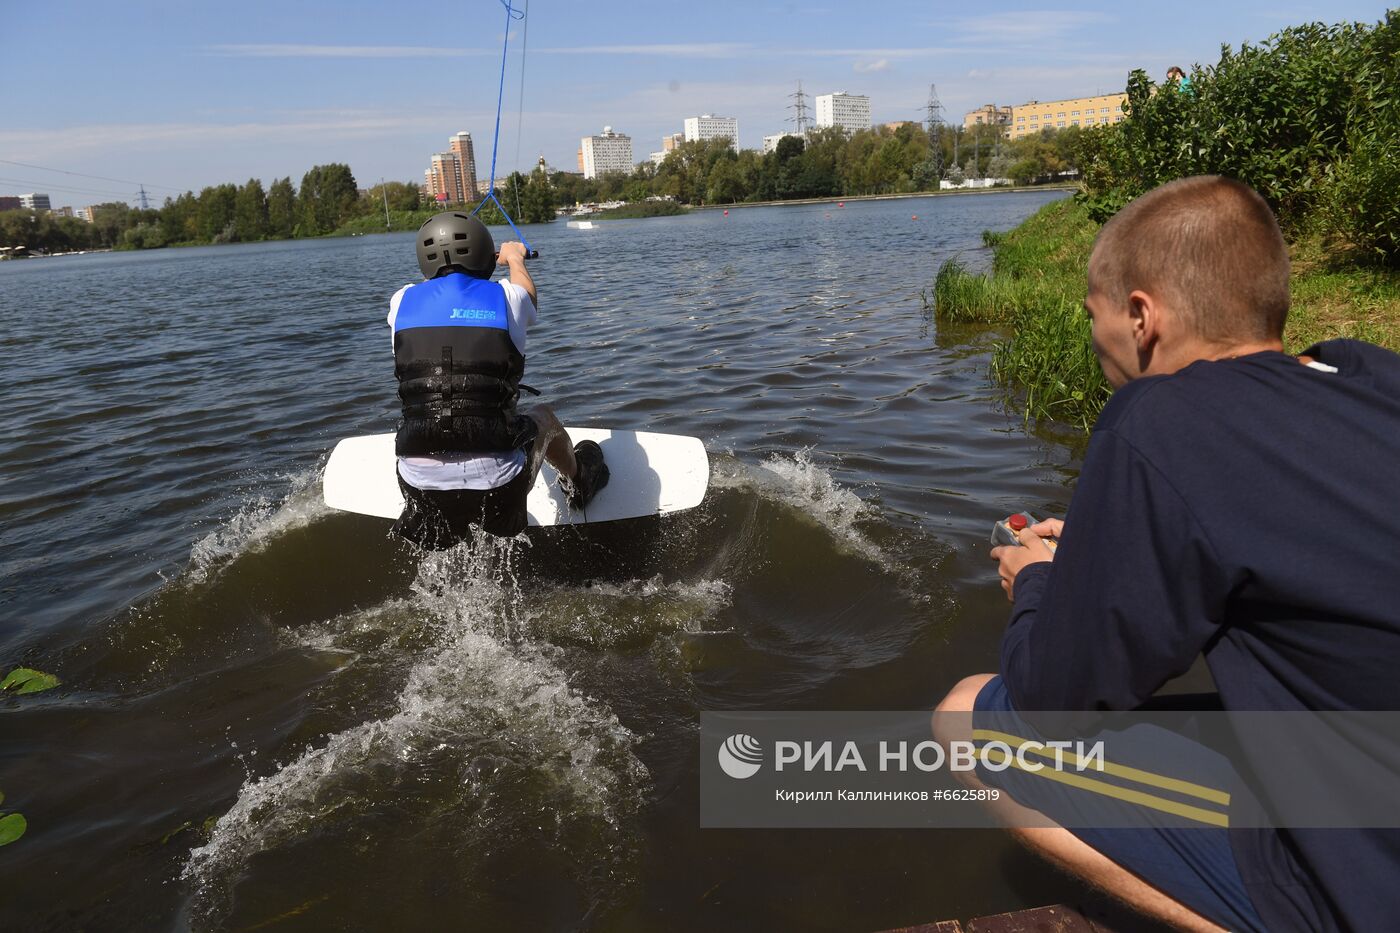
top-left (470, 0), bottom-right (534, 255)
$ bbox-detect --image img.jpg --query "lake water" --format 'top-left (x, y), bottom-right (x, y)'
top-left (0, 190), bottom-right (1093, 930)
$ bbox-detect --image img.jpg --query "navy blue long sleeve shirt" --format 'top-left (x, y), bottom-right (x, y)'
top-left (1000, 340), bottom-right (1400, 931)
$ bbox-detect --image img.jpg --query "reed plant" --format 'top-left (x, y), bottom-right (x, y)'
top-left (930, 198), bottom-right (1109, 428)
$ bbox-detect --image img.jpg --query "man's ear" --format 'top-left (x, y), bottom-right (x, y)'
top-left (1127, 289), bottom-right (1160, 351)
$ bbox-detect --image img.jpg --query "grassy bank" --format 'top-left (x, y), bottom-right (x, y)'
top-left (931, 198), bottom-right (1400, 430)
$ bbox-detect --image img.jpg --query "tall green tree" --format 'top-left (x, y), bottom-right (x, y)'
top-left (198, 183), bottom-right (238, 242)
top-left (234, 178), bottom-right (268, 241)
top-left (298, 163), bottom-right (358, 235)
top-left (266, 177), bottom-right (296, 239)
top-left (159, 192), bottom-right (197, 244)
top-left (88, 202), bottom-right (132, 248)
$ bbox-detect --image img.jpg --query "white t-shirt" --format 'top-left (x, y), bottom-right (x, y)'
top-left (388, 278), bottom-right (538, 491)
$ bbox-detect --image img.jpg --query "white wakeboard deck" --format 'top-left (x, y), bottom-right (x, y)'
top-left (322, 428), bottom-right (708, 526)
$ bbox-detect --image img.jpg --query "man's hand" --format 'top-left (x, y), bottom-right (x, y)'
top-left (495, 240), bottom-right (537, 306)
top-left (990, 519), bottom-right (1061, 601)
top-left (496, 241), bottom-right (527, 266)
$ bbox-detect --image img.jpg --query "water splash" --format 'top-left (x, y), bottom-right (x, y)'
top-left (183, 530), bottom-right (648, 923)
top-left (186, 469), bottom-right (329, 583)
top-left (526, 575), bottom-right (733, 649)
top-left (710, 449), bottom-right (885, 563)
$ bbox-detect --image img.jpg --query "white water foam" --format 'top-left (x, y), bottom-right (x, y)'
top-left (526, 575), bottom-right (734, 648)
top-left (183, 531), bottom-right (648, 920)
top-left (710, 449), bottom-right (886, 563)
top-left (185, 469), bottom-right (331, 584)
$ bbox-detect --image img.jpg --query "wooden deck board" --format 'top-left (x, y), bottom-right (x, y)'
top-left (877, 900), bottom-right (1166, 933)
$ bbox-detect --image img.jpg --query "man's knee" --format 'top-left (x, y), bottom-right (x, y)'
top-left (529, 404), bottom-right (562, 432)
top-left (932, 673), bottom-right (997, 747)
top-left (936, 673), bottom-right (996, 715)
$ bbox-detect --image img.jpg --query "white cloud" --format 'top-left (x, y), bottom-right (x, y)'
top-left (207, 44), bottom-right (488, 58)
top-left (0, 113), bottom-right (460, 163)
top-left (854, 58), bottom-right (890, 73)
top-left (791, 47), bottom-right (958, 58)
top-left (535, 43), bottom-right (753, 57)
top-left (949, 10), bottom-right (1111, 43)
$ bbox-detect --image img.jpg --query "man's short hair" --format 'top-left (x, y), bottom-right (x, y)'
top-left (1089, 176), bottom-right (1290, 343)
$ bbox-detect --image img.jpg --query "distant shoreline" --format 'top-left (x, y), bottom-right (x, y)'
top-left (691, 184), bottom-right (1078, 212)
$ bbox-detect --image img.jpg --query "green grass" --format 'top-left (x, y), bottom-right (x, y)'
top-left (931, 199), bottom-right (1108, 429)
top-left (1285, 238), bottom-right (1400, 351)
top-left (931, 197), bottom-right (1400, 431)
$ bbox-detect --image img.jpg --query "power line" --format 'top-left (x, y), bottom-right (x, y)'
top-left (0, 175), bottom-right (138, 199)
top-left (0, 158), bottom-right (182, 192)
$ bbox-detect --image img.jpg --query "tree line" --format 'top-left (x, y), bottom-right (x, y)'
top-left (0, 164), bottom-right (419, 253)
top-left (1, 119), bottom-right (1088, 254)
top-left (551, 121), bottom-right (1082, 209)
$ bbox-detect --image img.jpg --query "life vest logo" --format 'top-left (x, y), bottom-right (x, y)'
top-left (718, 734), bottom-right (764, 779)
top-left (449, 307), bottom-right (496, 320)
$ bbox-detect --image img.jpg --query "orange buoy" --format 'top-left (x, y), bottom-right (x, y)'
top-left (723, 209), bottom-right (728, 215)
top-left (838, 202), bottom-right (845, 207)
top-left (912, 214), bottom-right (918, 220)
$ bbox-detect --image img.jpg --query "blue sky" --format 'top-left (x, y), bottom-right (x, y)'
top-left (4, 1), bottom-right (1392, 207)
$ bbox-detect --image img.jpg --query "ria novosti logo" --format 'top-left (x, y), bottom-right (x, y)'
top-left (718, 734), bottom-right (764, 779)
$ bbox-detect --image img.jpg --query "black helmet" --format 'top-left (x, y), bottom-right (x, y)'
top-left (416, 212), bottom-right (494, 279)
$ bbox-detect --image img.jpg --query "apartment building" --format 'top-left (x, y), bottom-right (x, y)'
top-left (580, 127), bottom-right (633, 179)
top-left (962, 104), bottom-right (1012, 131)
top-left (683, 114), bottom-right (739, 150)
top-left (422, 131), bottom-right (479, 203)
top-left (762, 133), bottom-right (797, 154)
top-left (814, 92), bottom-right (871, 132)
top-left (1009, 94), bottom-right (1127, 138)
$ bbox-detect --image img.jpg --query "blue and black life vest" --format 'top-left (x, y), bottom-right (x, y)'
top-left (393, 273), bottom-right (526, 456)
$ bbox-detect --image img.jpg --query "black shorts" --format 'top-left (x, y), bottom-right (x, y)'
top-left (391, 418), bottom-right (545, 547)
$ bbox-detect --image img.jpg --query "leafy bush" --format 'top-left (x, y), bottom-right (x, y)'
top-left (1323, 12), bottom-right (1400, 263)
top-left (1076, 13), bottom-right (1399, 264)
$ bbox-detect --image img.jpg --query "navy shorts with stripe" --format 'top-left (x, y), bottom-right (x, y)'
top-left (973, 676), bottom-right (1267, 933)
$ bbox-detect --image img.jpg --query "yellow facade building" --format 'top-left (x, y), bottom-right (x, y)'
top-left (1009, 93), bottom-right (1127, 139)
top-left (962, 104), bottom-right (1012, 131)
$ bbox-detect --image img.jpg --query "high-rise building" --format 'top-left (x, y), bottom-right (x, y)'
top-left (683, 114), bottom-right (738, 150)
top-left (424, 152), bottom-right (471, 203)
top-left (421, 131), bottom-right (479, 204)
top-left (814, 92), bottom-right (871, 133)
top-left (448, 131), bottom-right (479, 195)
top-left (662, 132), bottom-right (684, 152)
top-left (19, 193), bottom-right (51, 211)
top-left (580, 127), bottom-right (633, 179)
top-left (0, 196), bottom-right (21, 212)
top-left (1009, 94), bottom-right (1127, 139)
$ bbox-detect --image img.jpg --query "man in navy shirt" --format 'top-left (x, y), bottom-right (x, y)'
top-left (936, 176), bottom-right (1400, 931)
